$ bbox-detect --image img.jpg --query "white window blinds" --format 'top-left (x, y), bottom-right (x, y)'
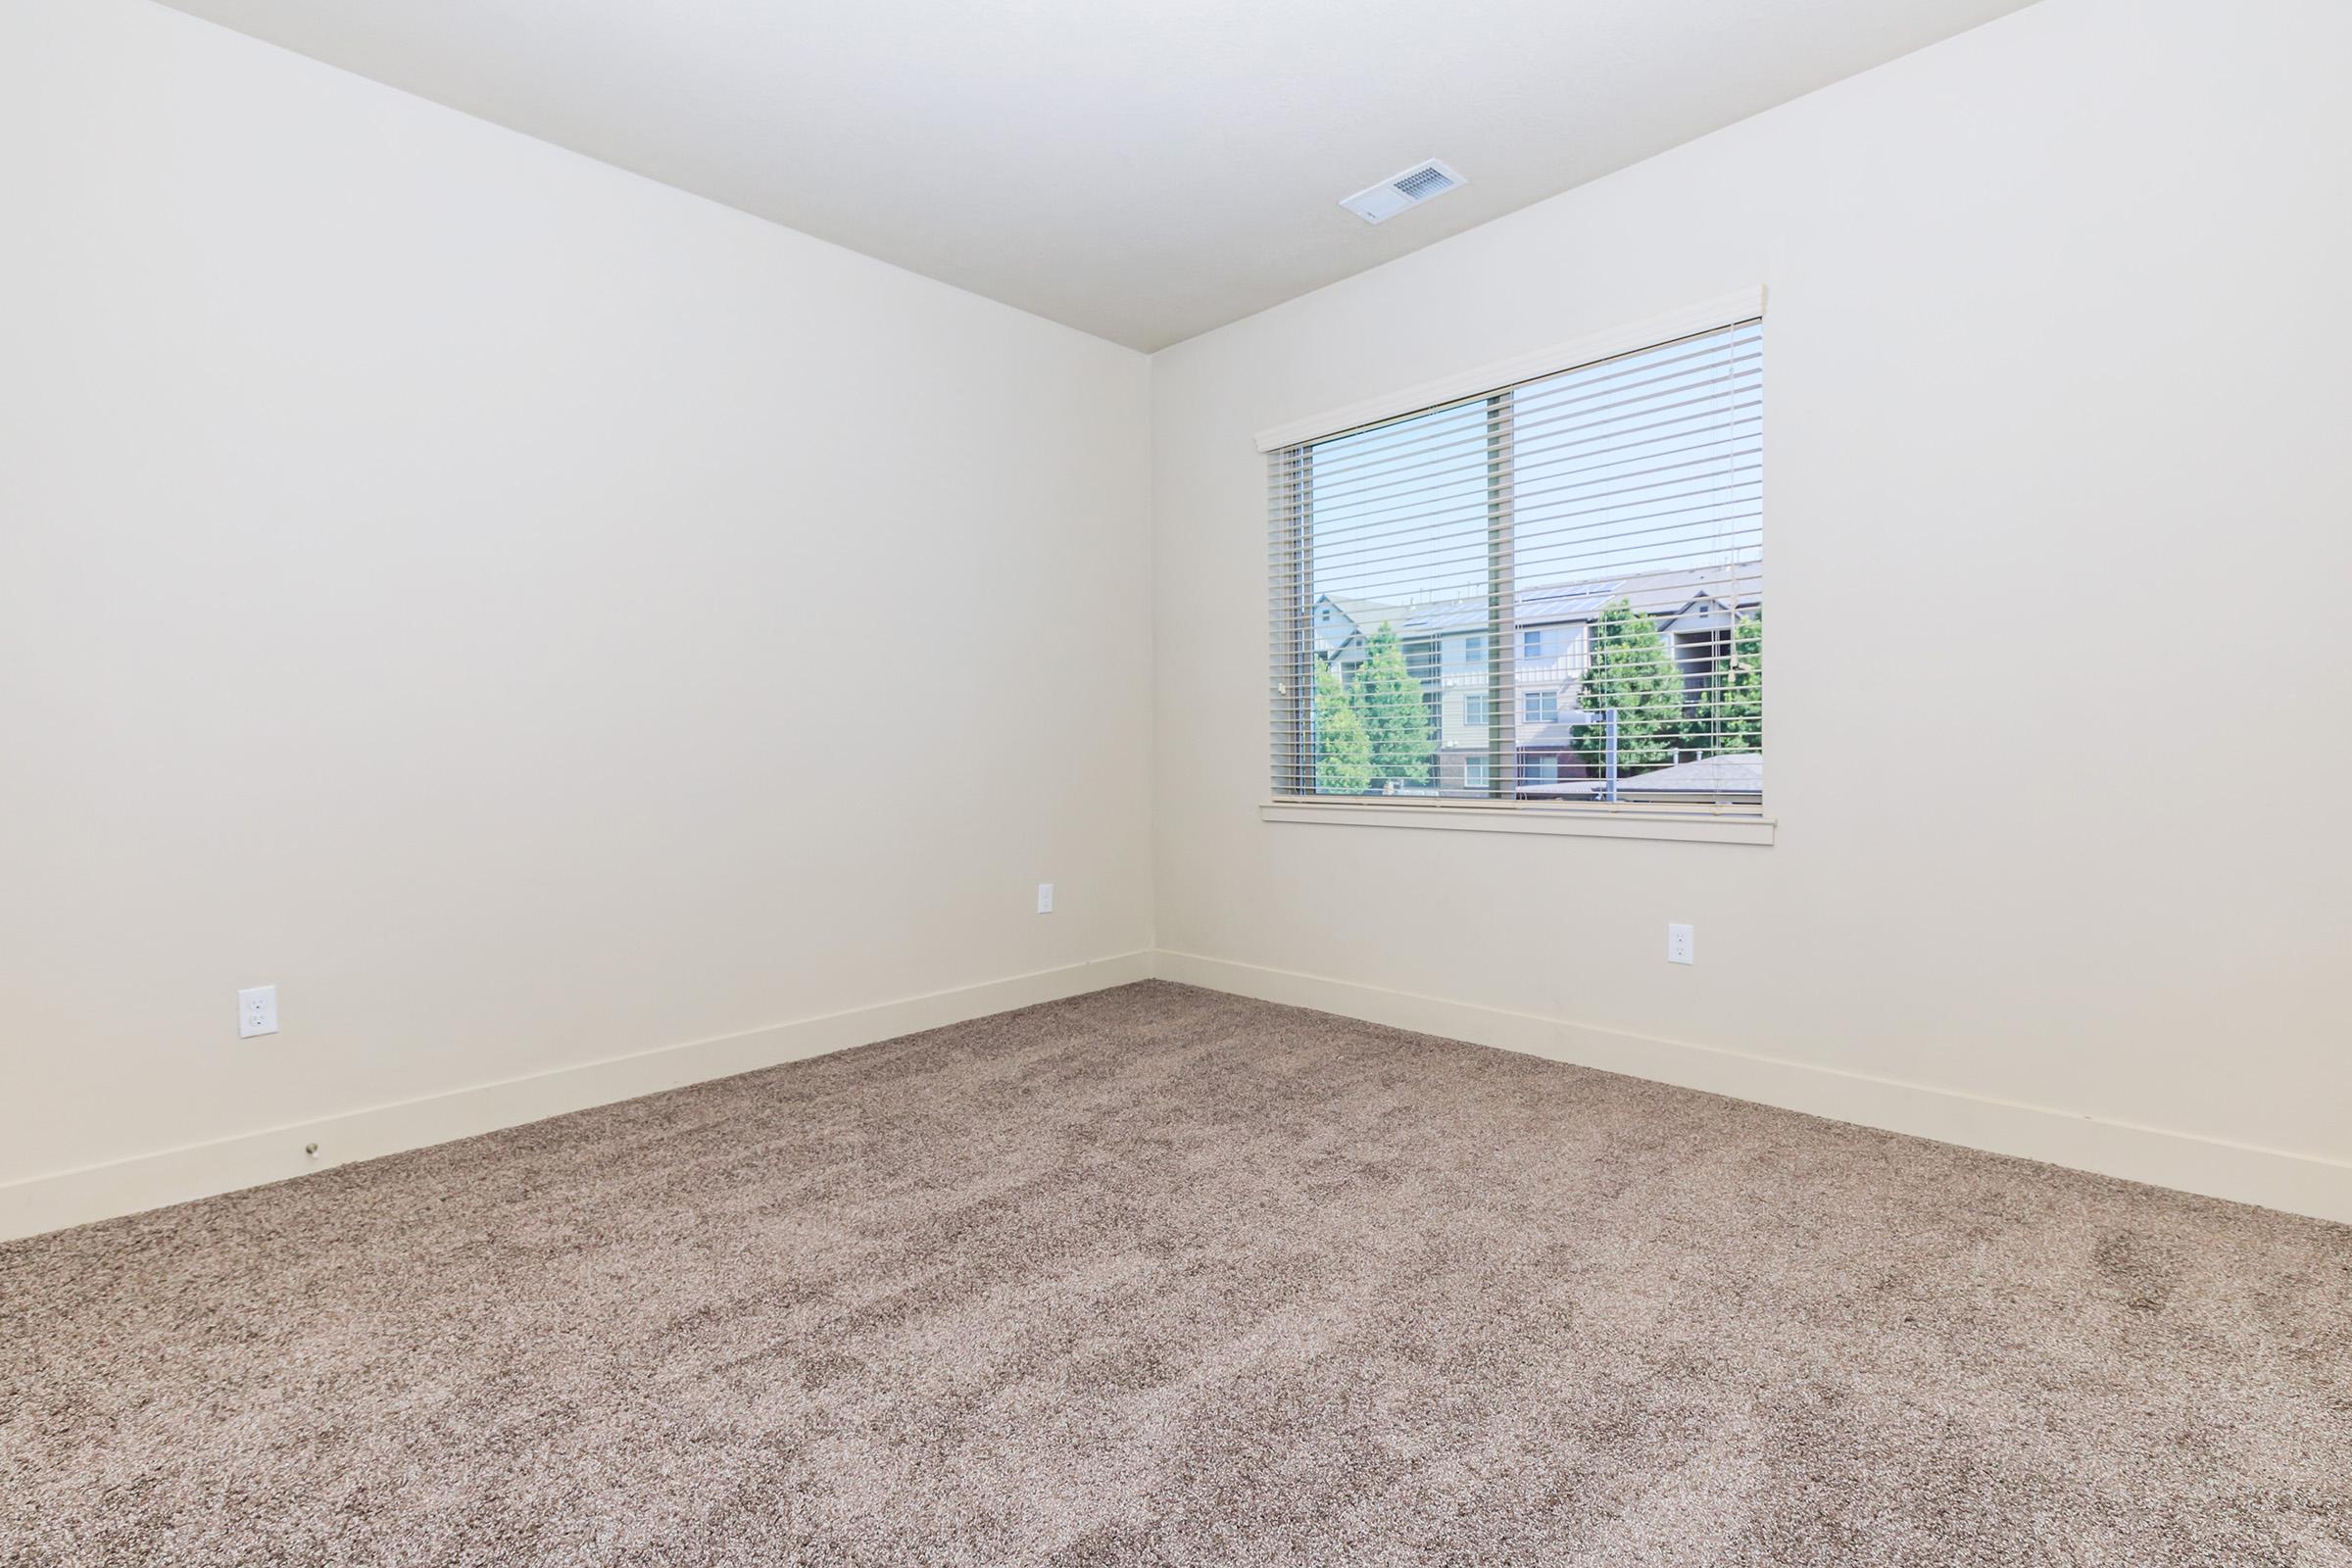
top-left (1270, 316), bottom-right (1763, 810)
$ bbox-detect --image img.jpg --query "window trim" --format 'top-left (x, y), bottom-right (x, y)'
top-left (1261, 798), bottom-right (1775, 846)
top-left (1265, 293), bottom-right (1769, 842)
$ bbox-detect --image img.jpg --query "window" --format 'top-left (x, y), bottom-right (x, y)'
top-left (1674, 627), bottom-right (1732, 708)
top-left (1270, 313), bottom-right (1762, 814)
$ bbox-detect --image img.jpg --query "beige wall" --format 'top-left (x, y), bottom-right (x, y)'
top-left (0, 0), bottom-right (1152, 1222)
top-left (1152, 0), bottom-right (2352, 1213)
top-left (8, 0), bottom-right (2350, 1236)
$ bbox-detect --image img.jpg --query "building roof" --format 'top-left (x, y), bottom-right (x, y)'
top-left (1319, 594), bottom-right (1412, 626)
top-left (1519, 752), bottom-right (1765, 799)
top-left (1516, 564), bottom-right (1761, 628)
top-left (1312, 593), bottom-right (1417, 657)
top-left (1339, 564), bottom-right (1762, 641)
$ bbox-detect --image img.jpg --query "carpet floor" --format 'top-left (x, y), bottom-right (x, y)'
top-left (3, 981), bottom-right (2347, 1566)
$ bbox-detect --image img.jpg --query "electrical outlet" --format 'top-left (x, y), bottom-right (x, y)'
top-left (238, 984), bottom-right (278, 1038)
top-left (1666, 924), bottom-right (1694, 965)
top-left (1036, 883), bottom-right (1054, 914)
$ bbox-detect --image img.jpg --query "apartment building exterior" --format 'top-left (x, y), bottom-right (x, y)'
top-left (1314, 564), bottom-right (1762, 800)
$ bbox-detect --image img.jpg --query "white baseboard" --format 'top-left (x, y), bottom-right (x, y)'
top-left (0, 951), bottom-right (1153, 1244)
top-left (14, 948), bottom-right (2342, 1242)
top-left (1152, 950), bottom-right (2352, 1227)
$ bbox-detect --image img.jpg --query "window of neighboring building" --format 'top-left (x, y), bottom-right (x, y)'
top-left (1675, 627), bottom-right (1732, 708)
top-left (1269, 312), bottom-right (1763, 816)
top-left (1523, 754), bottom-right (1561, 785)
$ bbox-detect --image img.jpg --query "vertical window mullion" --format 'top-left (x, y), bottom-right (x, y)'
top-left (1485, 390), bottom-right (1516, 801)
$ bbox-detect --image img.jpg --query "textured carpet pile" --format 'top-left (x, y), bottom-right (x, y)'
top-left (3, 981), bottom-right (2347, 1565)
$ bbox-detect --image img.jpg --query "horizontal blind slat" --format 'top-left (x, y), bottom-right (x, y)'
top-left (1287, 364), bottom-right (1762, 502)
top-left (1275, 328), bottom-right (1761, 483)
top-left (1279, 415), bottom-right (1762, 542)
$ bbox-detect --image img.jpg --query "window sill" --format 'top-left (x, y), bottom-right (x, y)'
top-left (1259, 798), bottom-right (1776, 846)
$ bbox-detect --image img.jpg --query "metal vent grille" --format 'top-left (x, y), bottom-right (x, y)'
top-left (1392, 165), bottom-right (1456, 201)
top-left (1340, 160), bottom-right (1468, 223)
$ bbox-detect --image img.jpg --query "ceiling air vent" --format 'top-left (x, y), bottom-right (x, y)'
top-left (1340, 160), bottom-right (1468, 224)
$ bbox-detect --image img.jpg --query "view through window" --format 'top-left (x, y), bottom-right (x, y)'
top-left (1270, 318), bottom-right (1763, 808)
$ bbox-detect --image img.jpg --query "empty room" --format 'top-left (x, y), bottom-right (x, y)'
top-left (4, 0), bottom-right (2348, 1562)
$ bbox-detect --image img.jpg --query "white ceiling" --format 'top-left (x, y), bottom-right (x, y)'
top-left (153, 0), bottom-right (2036, 351)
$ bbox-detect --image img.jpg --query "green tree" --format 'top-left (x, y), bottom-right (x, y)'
top-left (1312, 659), bottom-right (1372, 794)
top-left (1355, 622), bottom-right (1435, 788)
top-left (1573, 598), bottom-right (1683, 776)
top-left (1716, 613), bottom-right (1763, 755)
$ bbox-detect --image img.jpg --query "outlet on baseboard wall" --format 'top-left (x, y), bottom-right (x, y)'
top-left (1666, 924), bottom-right (1694, 965)
top-left (1036, 882), bottom-right (1054, 914)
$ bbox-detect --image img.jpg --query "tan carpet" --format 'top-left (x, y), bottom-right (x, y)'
top-left (3, 981), bottom-right (2347, 1566)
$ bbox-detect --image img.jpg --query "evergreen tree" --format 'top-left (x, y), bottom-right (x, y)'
top-left (1573, 598), bottom-right (1683, 776)
top-left (1355, 622), bottom-right (1435, 788)
top-left (1312, 659), bottom-right (1372, 795)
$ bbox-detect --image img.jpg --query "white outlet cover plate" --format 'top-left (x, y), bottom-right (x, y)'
top-left (1036, 883), bottom-right (1054, 914)
top-left (1666, 924), bottom-right (1695, 965)
top-left (238, 984), bottom-right (279, 1038)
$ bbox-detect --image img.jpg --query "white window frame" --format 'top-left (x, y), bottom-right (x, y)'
top-left (1260, 291), bottom-right (1774, 848)
top-left (1522, 689), bottom-right (1557, 725)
